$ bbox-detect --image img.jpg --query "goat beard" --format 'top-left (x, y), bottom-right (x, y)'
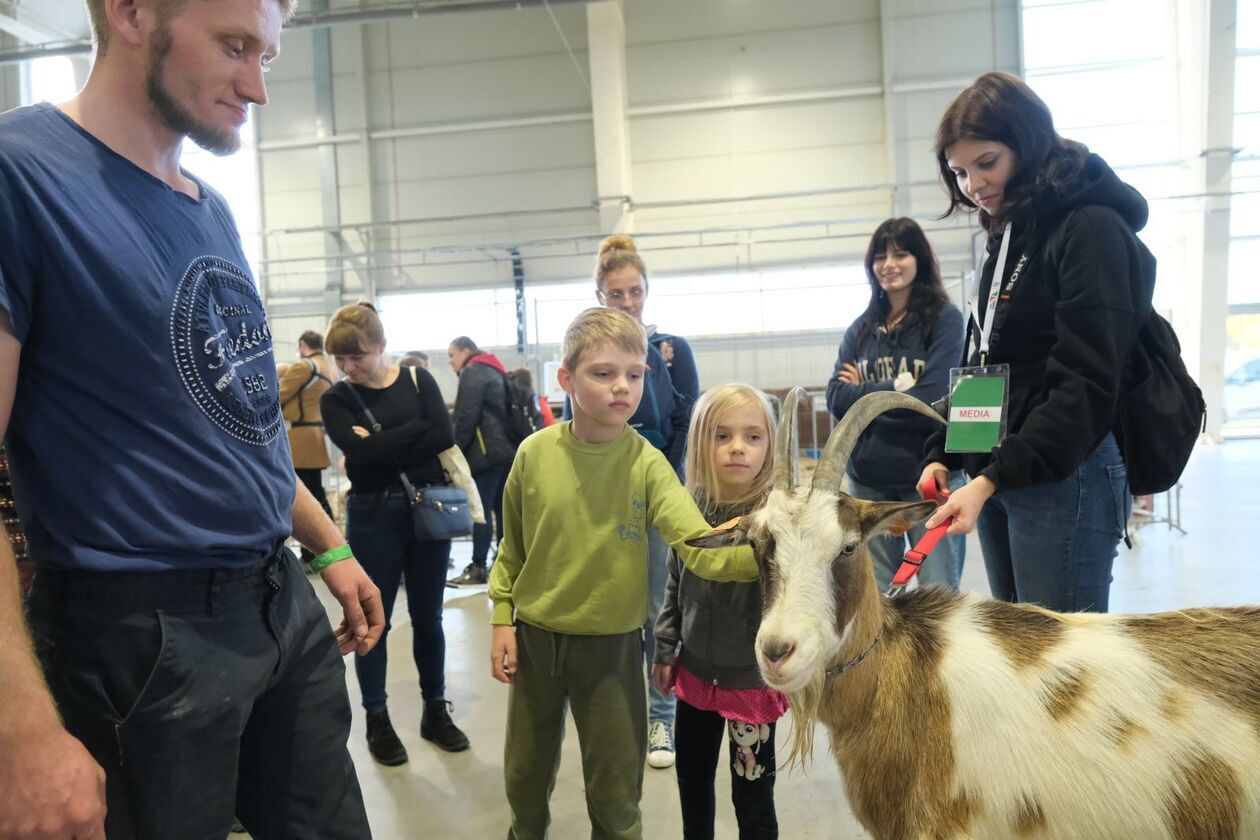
top-left (782, 671), bottom-right (826, 770)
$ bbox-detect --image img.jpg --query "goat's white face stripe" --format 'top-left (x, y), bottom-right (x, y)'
top-left (752, 489), bottom-right (852, 692)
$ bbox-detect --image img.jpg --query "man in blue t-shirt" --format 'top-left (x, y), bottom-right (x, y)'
top-left (0, 1), bottom-right (383, 838)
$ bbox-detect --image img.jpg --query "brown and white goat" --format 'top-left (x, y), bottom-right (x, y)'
top-left (691, 388), bottom-right (1260, 840)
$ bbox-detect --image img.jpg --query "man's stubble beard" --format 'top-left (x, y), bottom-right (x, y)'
top-left (145, 23), bottom-right (241, 157)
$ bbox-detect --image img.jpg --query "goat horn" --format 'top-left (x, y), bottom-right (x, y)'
top-left (811, 392), bottom-right (945, 494)
top-left (773, 386), bottom-right (807, 491)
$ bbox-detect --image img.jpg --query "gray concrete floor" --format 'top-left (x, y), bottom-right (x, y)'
top-left (306, 438), bottom-right (1260, 839)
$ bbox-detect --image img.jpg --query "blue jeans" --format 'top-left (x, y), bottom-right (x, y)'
top-left (976, 433), bottom-right (1130, 612)
top-left (848, 473), bottom-right (966, 593)
top-left (346, 487), bottom-right (453, 712)
top-left (644, 526), bottom-right (675, 727)
top-left (472, 464), bottom-right (507, 568)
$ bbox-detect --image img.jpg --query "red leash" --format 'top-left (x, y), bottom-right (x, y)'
top-left (886, 477), bottom-right (954, 596)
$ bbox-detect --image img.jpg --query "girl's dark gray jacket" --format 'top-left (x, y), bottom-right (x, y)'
top-left (653, 502), bottom-right (768, 690)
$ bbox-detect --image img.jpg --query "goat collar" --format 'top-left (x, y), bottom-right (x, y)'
top-left (824, 632), bottom-right (882, 680)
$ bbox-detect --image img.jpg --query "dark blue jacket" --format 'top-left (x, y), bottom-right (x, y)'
top-left (649, 329), bottom-right (700, 402)
top-left (826, 304), bottom-right (965, 490)
top-left (564, 341), bottom-right (692, 469)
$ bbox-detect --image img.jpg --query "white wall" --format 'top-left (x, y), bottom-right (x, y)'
top-left (254, 0), bottom-right (1020, 331)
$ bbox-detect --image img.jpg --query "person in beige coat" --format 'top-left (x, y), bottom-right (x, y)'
top-left (281, 331), bottom-right (337, 550)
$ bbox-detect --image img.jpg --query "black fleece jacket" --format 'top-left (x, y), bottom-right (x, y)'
top-left (451, 355), bottom-right (516, 475)
top-left (925, 154), bottom-right (1156, 490)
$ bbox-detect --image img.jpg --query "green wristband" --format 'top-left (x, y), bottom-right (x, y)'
top-left (308, 543), bottom-right (353, 573)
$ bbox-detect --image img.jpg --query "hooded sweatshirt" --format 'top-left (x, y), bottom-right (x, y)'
top-left (452, 352), bottom-right (516, 474)
top-left (826, 304), bottom-right (965, 490)
top-left (925, 153), bottom-right (1157, 490)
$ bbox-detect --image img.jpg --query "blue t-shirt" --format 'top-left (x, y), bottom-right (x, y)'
top-left (0, 104), bottom-right (294, 571)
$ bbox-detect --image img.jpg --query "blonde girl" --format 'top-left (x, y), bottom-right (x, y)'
top-left (652, 384), bottom-right (788, 839)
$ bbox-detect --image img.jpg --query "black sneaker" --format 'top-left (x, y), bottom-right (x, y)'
top-left (365, 709), bottom-right (408, 766)
top-left (421, 700), bottom-right (471, 752)
top-left (447, 563), bottom-right (488, 587)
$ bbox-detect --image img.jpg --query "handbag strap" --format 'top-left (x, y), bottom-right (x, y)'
top-left (343, 377), bottom-right (421, 501)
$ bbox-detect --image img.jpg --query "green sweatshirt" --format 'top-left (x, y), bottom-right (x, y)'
top-left (488, 422), bottom-right (758, 634)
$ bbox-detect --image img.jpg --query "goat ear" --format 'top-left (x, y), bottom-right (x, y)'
top-left (685, 517), bottom-right (750, 548)
top-left (857, 500), bottom-right (938, 539)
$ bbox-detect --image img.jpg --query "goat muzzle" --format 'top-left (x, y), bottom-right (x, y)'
top-left (760, 636), bottom-right (796, 666)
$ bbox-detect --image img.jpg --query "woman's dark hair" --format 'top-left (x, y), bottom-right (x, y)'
top-left (854, 218), bottom-right (951, 348)
top-left (449, 336), bottom-right (481, 355)
top-left (935, 71), bottom-right (1089, 235)
top-left (511, 368), bottom-right (534, 389)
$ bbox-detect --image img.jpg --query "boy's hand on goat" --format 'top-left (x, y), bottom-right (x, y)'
top-left (651, 663), bottom-right (675, 697)
top-left (491, 625), bottom-right (518, 684)
top-left (925, 475), bottom-right (996, 535)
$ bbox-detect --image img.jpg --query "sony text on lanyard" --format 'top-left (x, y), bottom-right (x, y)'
top-left (945, 224), bottom-right (1025, 454)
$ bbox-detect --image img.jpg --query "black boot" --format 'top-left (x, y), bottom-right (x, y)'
top-left (421, 700), bottom-right (470, 752)
top-left (365, 709), bottom-right (408, 766)
top-left (447, 563), bottom-right (488, 587)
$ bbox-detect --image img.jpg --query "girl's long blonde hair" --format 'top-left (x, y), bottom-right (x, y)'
top-left (684, 384), bottom-right (777, 515)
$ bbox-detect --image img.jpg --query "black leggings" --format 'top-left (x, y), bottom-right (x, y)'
top-left (674, 698), bottom-right (778, 840)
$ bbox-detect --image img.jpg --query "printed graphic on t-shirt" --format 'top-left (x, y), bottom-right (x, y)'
top-left (170, 255), bottom-right (282, 446)
top-left (615, 496), bottom-right (647, 543)
top-left (856, 356), bottom-right (925, 383)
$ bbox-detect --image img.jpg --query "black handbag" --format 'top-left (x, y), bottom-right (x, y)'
top-left (345, 381), bottom-right (473, 542)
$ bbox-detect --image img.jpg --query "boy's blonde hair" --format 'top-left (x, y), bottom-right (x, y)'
top-left (684, 384), bottom-right (777, 516)
top-left (561, 307), bottom-right (647, 372)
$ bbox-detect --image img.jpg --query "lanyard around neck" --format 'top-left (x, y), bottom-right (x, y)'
top-left (969, 224), bottom-right (1013, 364)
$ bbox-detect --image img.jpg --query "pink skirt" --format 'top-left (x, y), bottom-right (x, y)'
top-left (673, 662), bottom-right (790, 725)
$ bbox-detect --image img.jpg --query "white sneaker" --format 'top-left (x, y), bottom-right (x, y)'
top-left (647, 720), bottom-right (675, 769)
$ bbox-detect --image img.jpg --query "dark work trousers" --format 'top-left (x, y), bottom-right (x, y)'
top-left (674, 699), bottom-right (778, 840)
top-left (471, 463), bottom-right (506, 568)
top-left (26, 548), bottom-right (371, 840)
top-left (296, 467), bottom-right (332, 563)
top-left (345, 487), bottom-right (452, 712)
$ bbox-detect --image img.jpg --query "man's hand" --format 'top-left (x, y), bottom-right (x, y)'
top-left (924, 475), bottom-right (997, 536)
top-left (0, 724), bottom-right (106, 839)
top-left (651, 663), bottom-right (675, 697)
top-left (837, 362), bottom-right (861, 385)
top-left (320, 558), bottom-right (384, 656)
top-left (490, 625), bottom-right (517, 684)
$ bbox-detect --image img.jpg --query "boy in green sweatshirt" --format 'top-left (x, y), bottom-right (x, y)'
top-left (489, 307), bottom-right (757, 840)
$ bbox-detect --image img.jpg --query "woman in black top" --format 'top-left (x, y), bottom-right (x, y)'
top-left (921, 72), bottom-right (1151, 612)
top-left (321, 303), bottom-right (470, 764)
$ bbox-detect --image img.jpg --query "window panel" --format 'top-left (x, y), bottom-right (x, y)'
top-left (1236, 56), bottom-right (1260, 116)
top-left (1228, 240), bottom-right (1260, 307)
top-left (28, 57), bottom-right (77, 105)
top-left (1240, 0), bottom-right (1260, 51)
top-left (380, 288), bottom-right (519, 350)
top-left (1023, 0), bottom-right (1166, 71)
top-left (1027, 66), bottom-right (1173, 131)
